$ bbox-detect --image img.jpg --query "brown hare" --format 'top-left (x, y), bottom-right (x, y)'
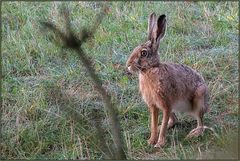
top-left (126, 13), bottom-right (209, 148)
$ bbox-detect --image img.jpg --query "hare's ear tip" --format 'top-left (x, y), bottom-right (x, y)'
top-left (150, 12), bottom-right (156, 16)
top-left (160, 14), bottom-right (166, 18)
top-left (158, 14), bottom-right (167, 22)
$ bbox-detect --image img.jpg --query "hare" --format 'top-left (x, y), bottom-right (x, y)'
top-left (126, 13), bottom-right (209, 148)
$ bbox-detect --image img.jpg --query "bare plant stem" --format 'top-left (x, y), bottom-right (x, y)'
top-left (41, 3), bottom-right (126, 159)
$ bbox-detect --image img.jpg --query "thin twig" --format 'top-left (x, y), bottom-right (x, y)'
top-left (40, 3), bottom-right (126, 159)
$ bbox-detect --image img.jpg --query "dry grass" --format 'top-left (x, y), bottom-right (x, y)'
top-left (1, 1), bottom-right (239, 160)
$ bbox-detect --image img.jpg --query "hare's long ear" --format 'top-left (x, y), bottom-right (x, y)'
top-left (156, 14), bottom-right (166, 41)
top-left (147, 12), bottom-right (156, 41)
top-left (152, 14), bottom-right (167, 52)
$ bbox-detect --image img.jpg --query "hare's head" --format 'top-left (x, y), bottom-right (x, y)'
top-left (126, 13), bottom-right (166, 73)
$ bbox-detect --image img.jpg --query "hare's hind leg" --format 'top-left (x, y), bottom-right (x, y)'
top-left (148, 106), bottom-right (159, 145)
top-left (167, 112), bottom-right (178, 129)
top-left (157, 112), bottom-right (178, 131)
top-left (187, 85), bottom-right (207, 138)
top-left (158, 112), bottom-right (178, 131)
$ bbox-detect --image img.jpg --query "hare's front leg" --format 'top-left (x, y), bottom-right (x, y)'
top-left (147, 106), bottom-right (159, 145)
top-left (154, 108), bottom-right (170, 148)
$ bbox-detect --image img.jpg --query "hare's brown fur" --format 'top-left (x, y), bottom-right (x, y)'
top-left (139, 63), bottom-right (208, 111)
top-left (126, 13), bottom-right (209, 147)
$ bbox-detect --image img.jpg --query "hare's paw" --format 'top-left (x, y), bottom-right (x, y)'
top-left (154, 139), bottom-right (166, 148)
top-left (148, 136), bottom-right (158, 145)
top-left (186, 126), bottom-right (204, 138)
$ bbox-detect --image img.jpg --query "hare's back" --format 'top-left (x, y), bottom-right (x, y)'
top-left (166, 63), bottom-right (204, 84)
top-left (154, 63), bottom-right (205, 99)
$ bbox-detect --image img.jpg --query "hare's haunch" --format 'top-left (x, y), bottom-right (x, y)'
top-left (126, 13), bottom-right (209, 148)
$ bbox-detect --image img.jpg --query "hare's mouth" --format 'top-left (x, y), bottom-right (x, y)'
top-left (127, 66), bottom-right (134, 73)
top-left (127, 66), bottom-right (133, 71)
top-left (128, 63), bottom-right (146, 73)
top-left (127, 65), bottom-right (138, 73)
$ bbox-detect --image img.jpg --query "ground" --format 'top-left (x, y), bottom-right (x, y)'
top-left (1, 1), bottom-right (239, 160)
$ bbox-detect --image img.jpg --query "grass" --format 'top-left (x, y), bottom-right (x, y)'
top-left (1, 1), bottom-right (239, 160)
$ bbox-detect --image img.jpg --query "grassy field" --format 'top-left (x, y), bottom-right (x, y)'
top-left (1, 1), bottom-right (239, 160)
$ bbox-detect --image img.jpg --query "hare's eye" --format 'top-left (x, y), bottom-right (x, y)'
top-left (141, 50), bottom-right (148, 57)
